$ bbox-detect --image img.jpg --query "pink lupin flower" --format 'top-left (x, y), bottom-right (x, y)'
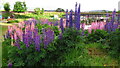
top-left (25, 24), bottom-right (31, 34)
top-left (99, 22), bottom-right (105, 30)
top-left (16, 28), bottom-right (23, 41)
top-left (14, 32), bottom-right (17, 41)
top-left (8, 26), bottom-right (13, 34)
top-left (88, 27), bottom-right (92, 33)
top-left (31, 22), bottom-right (35, 31)
top-left (10, 34), bottom-right (14, 40)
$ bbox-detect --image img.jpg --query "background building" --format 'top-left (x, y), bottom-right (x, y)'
top-left (119, 1), bottom-right (120, 11)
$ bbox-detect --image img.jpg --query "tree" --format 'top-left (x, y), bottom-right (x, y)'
top-left (13, 1), bottom-right (27, 12)
top-left (4, 2), bottom-right (10, 12)
top-left (34, 8), bottom-right (44, 15)
top-left (41, 8), bottom-right (44, 14)
top-left (34, 8), bottom-right (40, 15)
top-left (102, 10), bottom-right (107, 13)
top-left (55, 8), bottom-right (65, 12)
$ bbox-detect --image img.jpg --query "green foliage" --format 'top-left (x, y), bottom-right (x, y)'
top-left (4, 2), bottom-right (10, 12)
top-left (106, 29), bottom-right (120, 55)
top-left (55, 8), bottom-right (65, 12)
top-left (34, 8), bottom-right (44, 15)
top-left (7, 20), bottom-right (19, 23)
top-left (41, 8), bottom-right (44, 15)
top-left (2, 21), bottom-right (120, 66)
top-left (36, 24), bottom-right (60, 36)
top-left (2, 12), bottom-right (11, 18)
top-left (42, 28), bottom-right (83, 66)
top-left (34, 8), bottom-right (41, 15)
top-left (2, 38), bottom-right (11, 66)
top-left (86, 29), bottom-right (108, 43)
top-left (2, 24), bottom-right (56, 67)
top-left (13, 1), bottom-right (27, 12)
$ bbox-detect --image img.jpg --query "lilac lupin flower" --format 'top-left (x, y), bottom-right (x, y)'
top-left (60, 18), bottom-right (64, 33)
top-left (76, 4), bottom-right (81, 30)
top-left (69, 10), bottom-right (73, 28)
top-left (66, 9), bottom-right (69, 27)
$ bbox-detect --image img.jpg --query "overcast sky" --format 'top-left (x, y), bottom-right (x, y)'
top-left (0, 0), bottom-right (120, 11)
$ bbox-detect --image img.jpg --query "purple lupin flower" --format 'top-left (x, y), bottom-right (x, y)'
top-left (60, 18), bottom-right (64, 33)
top-left (58, 33), bottom-right (63, 39)
top-left (13, 34), bottom-right (21, 49)
top-left (32, 28), bottom-right (41, 51)
top-left (66, 9), bottom-right (69, 27)
top-left (111, 9), bottom-right (116, 24)
top-left (81, 31), bottom-right (84, 36)
top-left (34, 34), bottom-right (41, 51)
top-left (54, 21), bottom-right (58, 26)
top-left (104, 13), bottom-right (109, 31)
top-left (107, 22), bottom-right (112, 32)
top-left (76, 4), bottom-right (81, 30)
top-left (111, 9), bottom-right (116, 31)
top-left (43, 28), bottom-right (54, 48)
top-left (74, 2), bottom-right (78, 28)
top-left (23, 33), bottom-right (29, 48)
top-left (81, 23), bottom-right (85, 30)
top-left (8, 63), bottom-right (12, 68)
top-left (118, 13), bottom-right (120, 24)
top-left (69, 10), bottom-right (73, 28)
top-left (5, 30), bottom-right (11, 39)
top-left (112, 24), bottom-right (118, 31)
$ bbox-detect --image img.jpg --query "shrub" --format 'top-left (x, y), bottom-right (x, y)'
top-left (2, 38), bottom-right (56, 67)
top-left (2, 12), bottom-right (11, 18)
top-left (34, 8), bottom-right (41, 15)
top-left (4, 2), bottom-right (10, 12)
top-left (36, 24), bottom-right (60, 36)
top-left (86, 29), bottom-right (108, 43)
top-left (106, 29), bottom-right (120, 53)
top-left (34, 8), bottom-right (44, 15)
top-left (42, 28), bottom-right (83, 66)
top-left (7, 20), bottom-right (19, 23)
top-left (13, 1), bottom-right (27, 12)
top-left (55, 8), bottom-right (65, 12)
top-left (41, 8), bottom-right (44, 15)
top-left (2, 22), bottom-right (56, 67)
